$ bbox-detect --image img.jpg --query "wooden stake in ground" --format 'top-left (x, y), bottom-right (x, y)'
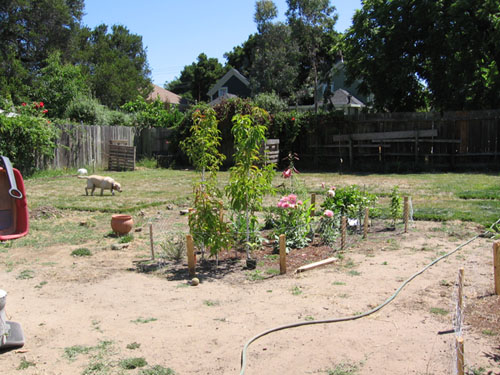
top-left (311, 193), bottom-right (316, 215)
top-left (341, 216), bottom-right (347, 250)
top-left (403, 196), bottom-right (409, 233)
top-left (186, 234), bottom-right (196, 277)
top-left (149, 223), bottom-right (155, 260)
top-left (494, 241), bottom-right (500, 295)
top-left (279, 234), bottom-right (286, 275)
top-left (456, 336), bottom-right (464, 375)
top-left (363, 207), bottom-right (369, 239)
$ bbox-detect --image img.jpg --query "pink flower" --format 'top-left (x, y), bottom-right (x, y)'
top-left (42, 109), bottom-right (48, 114)
top-left (39, 101), bottom-right (44, 107)
top-left (21, 102), bottom-right (26, 106)
top-left (330, 186), bottom-right (336, 190)
top-left (321, 182), bottom-right (325, 188)
top-left (282, 202), bottom-right (290, 208)
top-left (291, 117), bottom-right (295, 121)
top-left (288, 194), bottom-right (297, 204)
top-left (282, 169), bottom-right (292, 179)
top-left (328, 189), bottom-right (335, 197)
top-left (297, 200), bottom-right (303, 205)
top-left (324, 210), bottom-right (334, 218)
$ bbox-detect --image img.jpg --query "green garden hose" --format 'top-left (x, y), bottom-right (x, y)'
top-left (239, 219), bottom-right (500, 375)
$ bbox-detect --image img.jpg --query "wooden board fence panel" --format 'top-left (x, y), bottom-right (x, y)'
top-left (108, 143), bottom-right (136, 171)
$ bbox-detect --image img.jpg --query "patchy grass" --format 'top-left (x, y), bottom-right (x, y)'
top-left (71, 248), bottom-right (92, 257)
top-left (430, 307), bottom-right (449, 316)
top-left (119, 357), bottom-right (148, 369)
top-left (131, 317), bottom-right (157, 324)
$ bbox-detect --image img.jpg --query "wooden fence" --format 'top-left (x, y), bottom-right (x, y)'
top-left (297, 110), bottom-right (500, 171)
top-left (46, 110), bottom-right (500, 172)
top-left (48, 124), bottom-right (135, 170)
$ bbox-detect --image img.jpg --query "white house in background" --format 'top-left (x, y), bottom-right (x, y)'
top-left (207, 68), bottom-right (251, 105)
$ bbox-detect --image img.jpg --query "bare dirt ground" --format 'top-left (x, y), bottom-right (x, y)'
top-left (1, 212), bottom-right (499, 375)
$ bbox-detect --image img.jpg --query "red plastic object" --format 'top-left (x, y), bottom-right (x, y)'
top-left (0, 167), bottom-right (29, 241)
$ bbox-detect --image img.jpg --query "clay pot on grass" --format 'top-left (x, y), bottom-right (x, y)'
top-left (111, 214), bottom-right (133, 235)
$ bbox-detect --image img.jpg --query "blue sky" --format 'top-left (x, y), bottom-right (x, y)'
top-left (82, 0), bottom-right (362, 87)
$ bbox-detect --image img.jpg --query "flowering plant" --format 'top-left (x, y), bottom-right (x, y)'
top-left (18, 101), bottom-right (49, 117)
top-left (316, 209), bottom-right (340, 247)
top-left (321, 185), bottom-right (376, 227)
top-left (271, 194), bottom-right (313, 252)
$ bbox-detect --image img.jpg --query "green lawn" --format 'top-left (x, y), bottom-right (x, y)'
top-left (24, 168), bottom-right (500, 227)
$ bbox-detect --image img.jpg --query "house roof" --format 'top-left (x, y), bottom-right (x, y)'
top-left (329, 88), bottom-right (365, 107)
top-left (148, 84), bottom-right (184, 105)
top-left (208, 93), bottom-right (238, 106)
top-left (207, 68), bottom-right (249, 97)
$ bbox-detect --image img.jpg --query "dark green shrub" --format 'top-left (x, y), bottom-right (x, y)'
top-left (0, 113), bottom-right (59, 175)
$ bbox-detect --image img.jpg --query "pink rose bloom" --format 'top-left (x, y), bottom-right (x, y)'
top-left (297, 200), bottom-right (303, 205)
top-left (288, 194), bottom-right (297, 204)
top-left (282, 169), bottom-right (292, 179)
top-left (330, 186), bottom-right (336, 190)
top-left (328, 189), bottom-right (335, 197)
top-left (321, 182), bottom-right (325, 188)
top-left (324, 210), bottom-right (334, 218)
top-left (282, 202), bottom-right (290, 208)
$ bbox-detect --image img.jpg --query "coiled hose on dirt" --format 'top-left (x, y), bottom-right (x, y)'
top-left (239, 218), bottom-right (500, 375)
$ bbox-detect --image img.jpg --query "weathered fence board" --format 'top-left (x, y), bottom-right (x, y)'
top-left (48, 124), bottom-right (135, 170)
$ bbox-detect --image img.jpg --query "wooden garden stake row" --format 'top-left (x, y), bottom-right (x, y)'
top-left (341, 216), bottom-right (347, 250)
top-left (149, 223), bottom-right (155, 260)
top-left (494, 241), bottom-right (500, 295)
top-left (404, 196), bottom-right (409, 233)
top-left (279, 234), bottom-right (286, 275)
top-left (186, 234), bottom-right (196, 276)
top-left (456, 336), bottom-right (464, 375)
top-left (363, 207), bottom-right (369, 239)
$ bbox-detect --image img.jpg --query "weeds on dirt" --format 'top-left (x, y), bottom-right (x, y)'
top-left (119, 357), bottom-right (148, 369)
top-left (430, 307), bottom-right (449, 316)
top-left (481, 329), bottom-right (497, 336)
top-left (203, 300), bottom-right (220, 307)
top-left (64, 345), bottom-right (93, 361)
top-left (140, 365), bottom-right (177, 375)
top-left (332, 281), bottom-right (346, 286)
top-left (131, 317), bottom-right (157, 324)
top-left (325, 361), bottom-right (359, 375)
top-left (246, 270), bottom-right (265, 281)
top-left (119, 233), bottom-right (134, 243)
top-left (126, 342), bottom-right (141, 350)
top-left (291, 286), bottom-right (302, 295)
top-left (34, 281), bottom-right (47, 289)
top-left (71, 248), bottom-right (92, 257)
top-left (16, 269), bottom-right (34, 279)
top-left (17, 358), bottom-right (36, 370)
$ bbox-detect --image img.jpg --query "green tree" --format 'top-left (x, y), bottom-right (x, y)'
top-left (254, 0), bottom-right (278, 33)
top-left (32, 51), bottom-right (89, 118)
top-left (343, 0), bottom-right (500, 111)
top-left (0, 0), bottom-right (84, 103)
top-left (166, 53), bottom-right (225, 102)
top-left (225, 107), bottom-right (275, 262)
top-left (75, 24), bottom-right (152, 108)
top-left (286, 0), bottom-right (339, 111)
top-left (122, 96), bottom-right (184, 130)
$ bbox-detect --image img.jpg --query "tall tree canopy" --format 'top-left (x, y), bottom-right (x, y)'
top-left (74, 24), bottom-right (152, 108)
top-left (286, 0), bottom-right (339, 110)
top-left (0, 0), bottom-right (84, 102)
top-left (0, 1), bottom-right (152, 111)
top-left (166, 53), bottom-right (226, 102)
top-left (343, 0), bottom-right (500, 112)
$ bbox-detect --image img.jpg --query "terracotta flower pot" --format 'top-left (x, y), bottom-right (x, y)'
top-left (111, 214), bottom-right (133, 235)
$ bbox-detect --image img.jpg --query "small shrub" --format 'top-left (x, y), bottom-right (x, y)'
top-left (159, 233), bottom-right (186, 262)
top-left (317, 210), bottom-right (340, 246)
top-left (119, 234), bottom-right (134, 243)
top-left (71, 248), bottom-right (92, 257)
